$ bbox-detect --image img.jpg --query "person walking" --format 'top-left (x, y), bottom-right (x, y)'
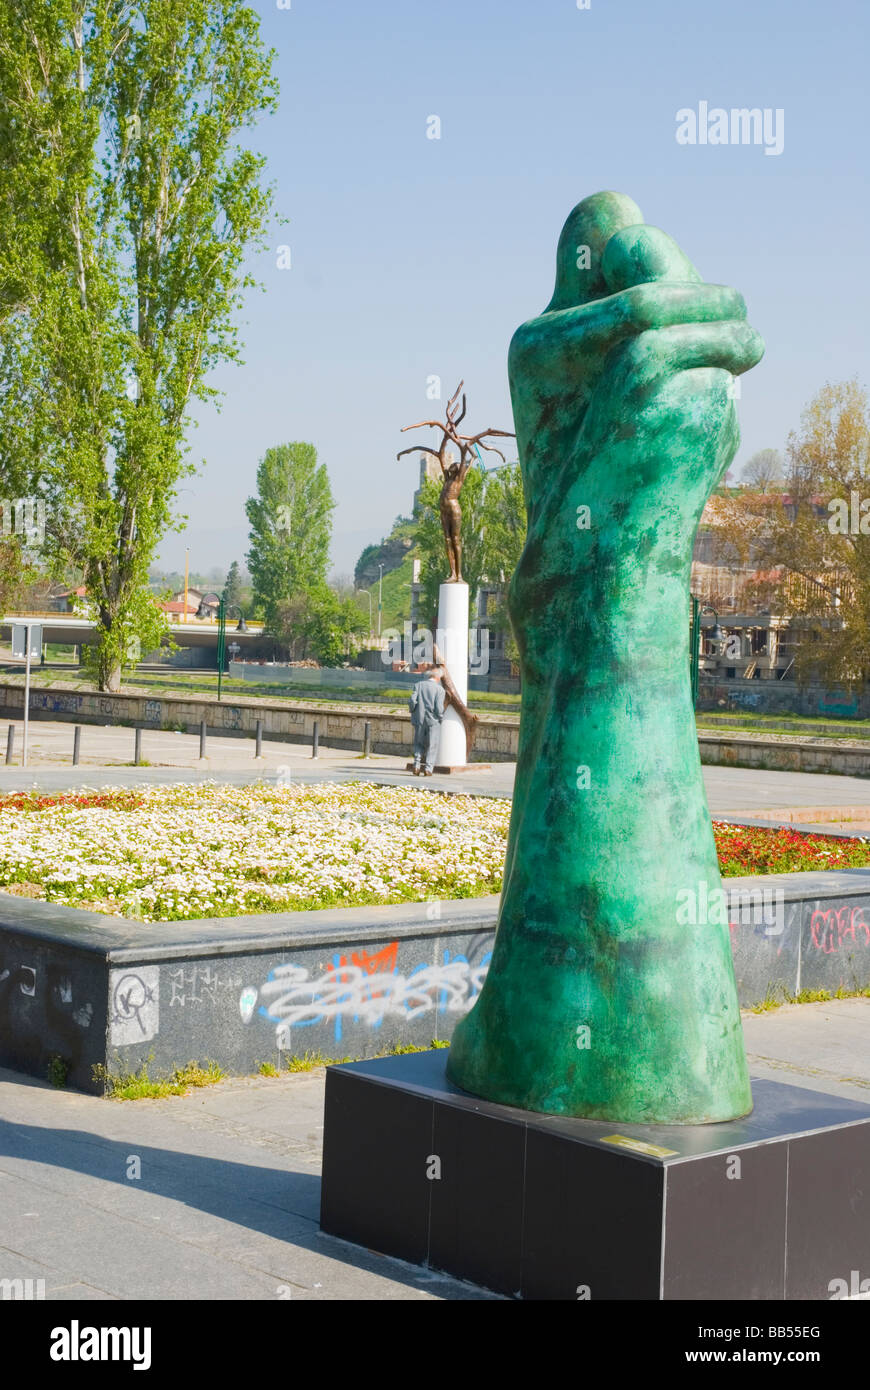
top-left (409, 665), bottom-right (446, 776)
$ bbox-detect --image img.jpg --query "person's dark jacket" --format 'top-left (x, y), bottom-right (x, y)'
top-left (409, 678), bottom-right (446, 728)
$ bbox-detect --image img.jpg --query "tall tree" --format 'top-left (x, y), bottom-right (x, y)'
top-left (481, 462), bottom-right (526, 664)
top-left (0, 537), bottom-right (35, 614)
top-left (245, 441), bottom-right (335, 627)
top-left (717, 380), bottom-right (870, 683)
top-left (271, 584), bottom-right (367, 664)
top-left (222, 559), bottom-right (243, 609)
top-left (741, 447), bottom-right (784, 490)
top-left (0, 1), bottom-right (278, 690)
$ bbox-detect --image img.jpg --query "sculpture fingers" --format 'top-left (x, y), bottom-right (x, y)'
top-left (613, 319), bottom-right (765, 384)
top-left (509, 283), bottom-right (748, 383)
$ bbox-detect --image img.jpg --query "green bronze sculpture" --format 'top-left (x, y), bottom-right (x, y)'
top-left (447, 191), bottom-right (764, 1123)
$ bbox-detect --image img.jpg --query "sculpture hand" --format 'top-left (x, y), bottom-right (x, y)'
top-left (507, 191), bottom-right (763, 674)
top-left (446, 192), bottom-right (761, 1123)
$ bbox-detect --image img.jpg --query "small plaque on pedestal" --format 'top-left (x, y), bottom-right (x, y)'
top-left (320, 1050), bottom-right (870, 1300)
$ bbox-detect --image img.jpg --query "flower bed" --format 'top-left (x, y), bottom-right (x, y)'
top-left (0, 782), bottom-right (511, 921)
top-left (713, 820), bottom-right (869, 875)
top-left (0, 783), bottom-right (866, 923)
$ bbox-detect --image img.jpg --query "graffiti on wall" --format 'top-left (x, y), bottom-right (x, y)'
top-left (258, 940), bottom-right (493, 1045)
top-left (729, 690), bottom-right (762, 709)
top-left (109, 966), bottom-right (159, 1044)
top-left (32, 693), bottom-right (84, 714)
top-left (0, 952), bottom-right (94, 1072)
top-left (168, 963), bottom-right (219, 1008)
top-left (810, 905), bottom-right (870, 954)
top-left (167, 963), bottom-right (254, 1012)
top-left (818, 692), bottom-right (859, 717)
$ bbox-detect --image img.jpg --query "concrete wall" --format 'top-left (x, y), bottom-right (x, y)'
top-left (3, 681), bottom-right (870, 774)
top-left (0, 896), bottom-right (500, 1091)
top-left (230, 663), bottom-right (412, 687)
top-left (697, 732), bottom-right (870, 777)
top-left (2, 871), bottom-right (870, 1092)
top-left (228, 663), bottom-right (511, 695)
top-left (0, 682), bottom-right (518, 761)
top-left (699, 678), bottom-right (870, 719)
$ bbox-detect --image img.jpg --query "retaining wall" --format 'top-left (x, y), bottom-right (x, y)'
top-left (4, 682), bottom-right (870, 775)
top-left (697, 732), bottom-right (870, 777)
top-left (0, 682), bottom-right (517, 762)
top-left (698, 679), bottom-right (870, 720)
top-left (2, 871), bottom-right (869, 1093)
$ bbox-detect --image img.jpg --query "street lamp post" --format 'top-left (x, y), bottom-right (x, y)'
top-left (377, 563), bottom-right (384, 640)
top-left (11, 620), bottom-right (42, 768)
top-left (217, 598), bottom-right (247, 700)
top-left (690, 601), bottom-right (721, 709)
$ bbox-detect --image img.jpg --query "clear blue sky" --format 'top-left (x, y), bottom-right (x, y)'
top-left (162, 0), bottom-right (870, 580)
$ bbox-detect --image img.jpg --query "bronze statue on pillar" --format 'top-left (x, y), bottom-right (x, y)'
top-left (397, 381), bottom-right (514, 584)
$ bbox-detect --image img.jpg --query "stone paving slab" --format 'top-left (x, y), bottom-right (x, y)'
top-left (1, 999), bottom-right (868, 1301)
top-left (11, 722), bottom-right (870, 819)
top-left (0, 1066), bottom-right (497, 1300)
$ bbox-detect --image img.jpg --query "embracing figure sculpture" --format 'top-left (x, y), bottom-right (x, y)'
top-left (447, 191), bottom-right (764, 1124)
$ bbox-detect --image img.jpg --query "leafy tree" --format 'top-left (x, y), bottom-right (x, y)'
top-left (222, 559), bottom-right (243, 609)
top-left (716, 380), bottom-right (870, 684)
top-left (481, 463), bottom-right (527, 579)
top-left (270, 583), bottom-right (367, 665)
top-left (0, 1), bottom-right (278, 690)
top-left (741, 447), bottom-right (784, 491)
top-left (481, 462), bottom-right (526, 665)
top-left (0, 537), bottom-right (34, 614)
top-left (304, 588), bottom-right (369, 665)
top-left (245, 441), bottom-right (335, 628)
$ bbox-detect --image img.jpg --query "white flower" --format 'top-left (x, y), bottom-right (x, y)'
top-left (0, 781), bottom-right (510, 923)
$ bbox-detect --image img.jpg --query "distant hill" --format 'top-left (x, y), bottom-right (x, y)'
top-left (354, 516), bottom-right (415, 590)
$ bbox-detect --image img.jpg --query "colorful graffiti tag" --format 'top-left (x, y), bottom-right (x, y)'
top-left (810, 905), bottom-right (870, 954)
top-left (258, 940), bottom-right (492, 1044)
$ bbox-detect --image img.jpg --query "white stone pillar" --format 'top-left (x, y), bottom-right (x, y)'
top-left (436, 581), bottom-right (469, 767)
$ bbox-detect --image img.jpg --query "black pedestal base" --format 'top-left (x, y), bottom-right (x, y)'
top-left (320, 1051), bottom-right (870, 1300)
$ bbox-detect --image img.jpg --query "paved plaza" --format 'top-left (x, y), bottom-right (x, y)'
top-left (4, 717), bottom-right (870, 829)
top-left (3, 719), bottom-right (870, 1299)
top-left (1, 999), bottom-right (868, 1301)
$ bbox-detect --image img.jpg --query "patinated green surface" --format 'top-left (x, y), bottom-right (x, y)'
top-left (447, 192), bottom-right (764, 1123)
